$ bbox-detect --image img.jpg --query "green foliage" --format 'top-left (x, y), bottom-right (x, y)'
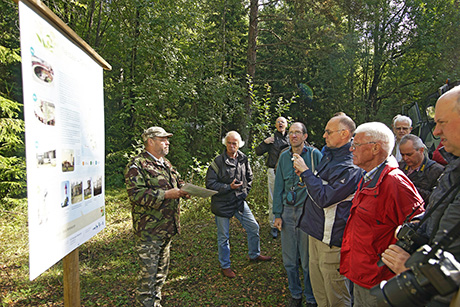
top-left (248, 78), bottom-right (296, 151)
top-left (3, 0), bottom-right (460, 203)
top-left (0, 35), bottom-right (25, 204)
top-left (105, 150), bottom-right (130, 188)
top-left (256, 0), bottom-right (460, 130)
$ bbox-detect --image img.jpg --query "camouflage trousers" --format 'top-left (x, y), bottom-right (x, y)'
top-left (134, 238), bottom-right (172, 307)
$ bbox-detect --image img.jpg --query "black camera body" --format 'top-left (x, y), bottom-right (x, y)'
top-left (372, 244), bottom-right (460, 306)
top-left (377, 223), bottom-right (429, 267)
top-left (395, 222), bottom-right (429, 254)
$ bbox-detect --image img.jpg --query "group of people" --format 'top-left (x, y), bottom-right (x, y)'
top-left (124, 86), bottom-right (460, 307)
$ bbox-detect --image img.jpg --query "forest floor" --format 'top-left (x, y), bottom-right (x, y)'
top-left (1, 188), bottom-right (292, 306)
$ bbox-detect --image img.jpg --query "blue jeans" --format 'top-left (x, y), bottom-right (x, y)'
top-left (281, 205), bottom-right (316, 303)
top-left (215, 201), bottom-right (260, 269)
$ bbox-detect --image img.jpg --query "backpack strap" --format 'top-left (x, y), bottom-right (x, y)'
top-left (310, 148), bottom-right (315, 173)
top-left (210, 154), bottom-right (223, 174)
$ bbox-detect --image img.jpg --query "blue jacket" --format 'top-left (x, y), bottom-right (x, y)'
top-left (298, 142), bottom-right (363, 247)
top-left (273, 145), bottom-right (323, 218)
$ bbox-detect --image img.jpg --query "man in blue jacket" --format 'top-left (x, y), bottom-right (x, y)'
top-left (273, 122), bottom-right (323, 307)
top-left (293, 114), bottom-right (363, 307)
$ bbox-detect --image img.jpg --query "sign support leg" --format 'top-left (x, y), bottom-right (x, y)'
top-left (63, 248), bottom-right (81, 307)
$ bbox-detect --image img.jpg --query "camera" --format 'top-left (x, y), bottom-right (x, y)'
top-left (394, 222), bottom-right (429, 254)
top-left (377, 223), bottom-right (429, 267)
top-left (371, 243), bottom-right (460, 306)
top-left (372, 219), bottom-right (460, 307)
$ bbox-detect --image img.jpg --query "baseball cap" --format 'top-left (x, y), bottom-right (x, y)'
top-left (142, 127), bottom-right (173, 141)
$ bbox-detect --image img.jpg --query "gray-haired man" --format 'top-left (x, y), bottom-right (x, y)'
top-left (398, 134), bottom-right (444, 204)
top-left (206, 131), bottom-right (271, 278)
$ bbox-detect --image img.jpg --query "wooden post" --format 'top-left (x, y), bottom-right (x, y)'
top-left (63, 248), bottom-right (81, 307)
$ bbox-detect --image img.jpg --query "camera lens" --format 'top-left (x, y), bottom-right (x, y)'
top-left (371, 270), bottom-right (435, 307)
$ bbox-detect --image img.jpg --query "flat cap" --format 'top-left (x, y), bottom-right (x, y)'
top-left (142, 127), bottom-right (173, 141)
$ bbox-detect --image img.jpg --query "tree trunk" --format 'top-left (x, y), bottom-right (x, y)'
top-left (245, 0), bottom-right (258, 142)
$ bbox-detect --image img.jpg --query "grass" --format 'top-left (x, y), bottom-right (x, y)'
top-left (1, 183), bottom-right (291, 306)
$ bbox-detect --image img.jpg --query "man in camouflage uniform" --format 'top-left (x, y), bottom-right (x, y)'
top-left (125, 126), bottom-right (189, 307)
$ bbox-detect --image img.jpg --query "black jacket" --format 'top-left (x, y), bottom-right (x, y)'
top-left (399, 157), bottom-right (444, 204)
top-left (206, 150), bottom-right (253, 218)
top-left (255, 130), bottom-right (289, 168)
top-left (416, 154), bottom-right (460, 305)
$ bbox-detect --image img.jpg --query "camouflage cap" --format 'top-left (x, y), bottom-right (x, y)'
top-left (142, 127), bottom-right (173, 141)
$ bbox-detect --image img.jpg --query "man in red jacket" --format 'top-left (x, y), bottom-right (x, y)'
top-left (340, 122), bottom-right (424, 306)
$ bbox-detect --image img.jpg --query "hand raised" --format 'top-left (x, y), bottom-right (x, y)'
top-left (292, 153), bottom-right (309, 174)
top-left (264, 136), bottom-right (275, 144)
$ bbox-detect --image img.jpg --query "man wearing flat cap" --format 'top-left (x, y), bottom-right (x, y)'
top-left (125, 126), bottom-right (189, 307)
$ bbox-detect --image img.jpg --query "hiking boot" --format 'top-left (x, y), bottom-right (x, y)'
top-left (222, 268), bottom-right (236, 278)
top-left (249, 254), bottom-right (272, 262)
top-left (288, 297), bottom-right (302, 307)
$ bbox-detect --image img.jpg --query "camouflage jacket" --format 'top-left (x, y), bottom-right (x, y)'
top-left (125, 151), bottom-right (184, 241)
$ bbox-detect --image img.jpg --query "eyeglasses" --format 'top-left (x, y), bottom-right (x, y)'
top-left (289, 131), bottom-right (304, 136)
top-left (395, 127), bottom-right (411, 131)
top-left (276, 120), bottom-right (286, 124)
top-left (350, 141), bottom-right (376, 150)
top-left (324, 129), bottom-right (344, 135)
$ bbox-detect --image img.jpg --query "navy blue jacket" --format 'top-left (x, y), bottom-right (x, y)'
top-left (298, 142), bottom-right (363, 247)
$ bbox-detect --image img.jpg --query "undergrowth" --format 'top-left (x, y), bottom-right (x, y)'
top-left (1, 167), bottom-right (292, 306)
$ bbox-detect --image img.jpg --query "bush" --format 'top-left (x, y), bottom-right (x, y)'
top-left (105, 150), bottom-right (130, 188)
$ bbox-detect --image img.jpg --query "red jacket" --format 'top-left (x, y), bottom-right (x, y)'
top-left (340, 159), bottom-right (424, 289)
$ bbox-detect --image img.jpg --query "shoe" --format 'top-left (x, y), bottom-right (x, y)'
top-left (306, 303), bottom-right (317, 307)
top-left (288, 297), bottom-right (302, 307)
top-left (222, 268), bottom-right (236, 278)
top-left (270, 227), bottom-right (278, 238)
top-left (249, 254), bottom-right (272, 262)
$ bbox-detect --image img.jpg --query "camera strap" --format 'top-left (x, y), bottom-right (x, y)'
top-left (413, 179), bottom-right (460, 232)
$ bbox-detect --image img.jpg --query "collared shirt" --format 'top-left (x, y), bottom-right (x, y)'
top-left (146, 151), bottom-right (164, 165)
top-left (363, 160), bottom-right (387, 183)
top-left (394, 142), bottom-right (402, 162)
top-left (406, 164), bottom-right (421, 176)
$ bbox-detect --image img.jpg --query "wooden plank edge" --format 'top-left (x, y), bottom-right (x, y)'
top-left (13, 0), bottom-right (112, 71)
